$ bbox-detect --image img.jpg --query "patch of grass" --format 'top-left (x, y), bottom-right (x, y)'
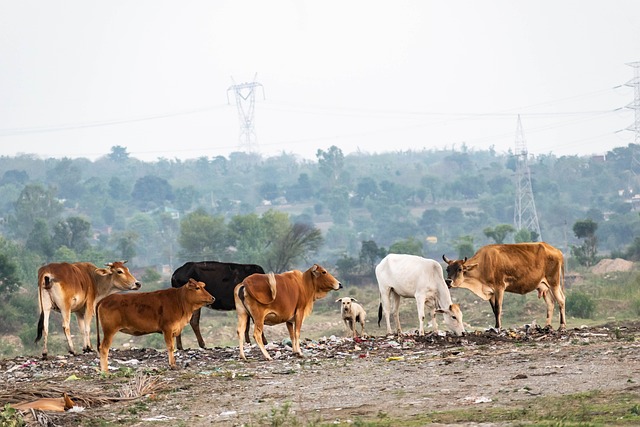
top-left (407, 391), bottom-right (640, 426)
top-left (0, 404), bottom-right (25, 427)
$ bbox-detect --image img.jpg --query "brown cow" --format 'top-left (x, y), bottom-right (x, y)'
top-left (443, 242), bottom-right (566, 330)
top-left (96, 278), bottom-right (214, 372)
top-left (234, 264), bottom-right (342, 360)
top-left (35, 261), bottom-right (141, 358)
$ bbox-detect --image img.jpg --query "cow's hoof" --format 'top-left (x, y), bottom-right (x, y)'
top-left (68, 351), bottom-right (77, 356)
top-left (41, 353), bottom-right (48, 360)
top-left (83, 347), bottom-right (94, 354)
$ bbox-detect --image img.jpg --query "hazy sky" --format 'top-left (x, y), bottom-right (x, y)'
top-left (1, 1), bottom-right (640, 162)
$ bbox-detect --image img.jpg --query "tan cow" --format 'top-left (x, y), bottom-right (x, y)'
top-left (96, 278), bottom-right (214, 372)
top-left (35, 261), bottom-right (141, 358)
top-left (443, 242), bottom-right (566, 330)
top-left (234, 264), bottom-right (342, 360)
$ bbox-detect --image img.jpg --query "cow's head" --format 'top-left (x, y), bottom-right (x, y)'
top-left (436, 303), bottom-right (465, 336)
top-left (184, 278), bottom-right (215, 307)
top-left (442, 255), bottom-right (477, 288)
top-left (96, 260), bottom-right (142, 290)
top-left (309, 264), bottom-right (342, 299)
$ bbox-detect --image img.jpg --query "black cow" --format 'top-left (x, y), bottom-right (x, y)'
top-left (171, 261), bottom-right (265, 350)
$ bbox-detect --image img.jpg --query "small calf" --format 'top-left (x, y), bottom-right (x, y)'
top-left (336, 297), bottom-right (366, 338)
top-left (96, 278), bottom-right (214, 372)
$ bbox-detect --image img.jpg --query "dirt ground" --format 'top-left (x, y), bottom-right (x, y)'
top-left (1, 323), bottom-right (639, 426)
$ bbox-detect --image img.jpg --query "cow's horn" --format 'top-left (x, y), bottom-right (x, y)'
top-left (442, 255), bottom-right (451, 264)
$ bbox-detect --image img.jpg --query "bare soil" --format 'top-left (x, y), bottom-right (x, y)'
top-left (2, 323), bottom-right (639, 426)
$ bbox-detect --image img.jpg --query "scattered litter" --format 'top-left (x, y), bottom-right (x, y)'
top-left (386, 356), bottom-right (405, 362)
top-left (141, 415), bottom-right (176, 422)
top-left (64, 374), bottom-right (80, 381)
top-left (219, 410), bottom-right (237, 418)
top-left (474, 396), bottom-right (492, 404)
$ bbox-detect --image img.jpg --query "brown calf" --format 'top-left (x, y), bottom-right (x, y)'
top-left (96, 278), bottom-right (214, 372)
top-left (234, 264), bottom-right (342, 360)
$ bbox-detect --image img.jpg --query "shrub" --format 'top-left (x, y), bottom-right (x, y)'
top-left (566, 291), bottom-right (596, 319)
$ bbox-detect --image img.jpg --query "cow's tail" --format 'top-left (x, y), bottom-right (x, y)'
top-left (560, 256), bottom-right (566, 291)
top-left (35, 275), bottom-right (47, 343)
top-left (95, 300), bottom-right (103, 350)
top-left (377, 294), bottom-right (382, 327)
top-left (266, 272), bottom-right (277, 302)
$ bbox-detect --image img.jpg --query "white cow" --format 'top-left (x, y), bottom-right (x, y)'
top-left (375, 254), bottom-right (465, 336)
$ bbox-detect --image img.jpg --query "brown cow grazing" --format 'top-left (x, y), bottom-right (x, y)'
top-left (234, 264), bottom-right (342, 360)
top-left (443, 242), bottom-right (566, 330)
top-left (96, 278), bottom-right (214, 373)
top-left (35, 261), bottom-right (141, 358)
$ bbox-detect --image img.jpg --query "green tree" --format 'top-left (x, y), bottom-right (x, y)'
top-left (10, 184), bottom-right (62, 239)
top-left (265, 222), bottom-right (323, 273)
top-left (0, 253), bottom-right (21, 294)
top-left (26, 219), bottom-right (54, 260)
top-left (108, 145), bottom-right (130, 161)
top-left (359, 240), bottom-right (386, 275)
top-left (52, 216), bottom-right (92, 253)
top-left (131, 175), bottom-right (174, 210)
top-left (453, 235), bottom-right (475, 259)
top-left (326, 186), bottom-right (350, 225)
top-left (316, 145), bottom-right (344, 188)
top-left (227, 213), bottom-right (268, 264)
top-left (514, 228), bottom-right (532, 243)
top-left (571, 219), bottom-right (598, 267)
top-left (388, 237), bottom-right (423, 256)
top-left (178, 208), bottom-right (227, 260)
top-left (113, 231), bottom-right (138, 261)
top-left (483, 224), bottom-right (516, 244)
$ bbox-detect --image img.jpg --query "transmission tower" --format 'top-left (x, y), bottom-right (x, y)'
top-left (227, 74), bottom-right (265, 152)
top-left (625, 61), bottom-right (640, 174)
top-left (513, 115), bottom-right (542, 241)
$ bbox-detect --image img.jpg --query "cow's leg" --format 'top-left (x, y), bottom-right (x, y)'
top-left (549, 284), bottom-right (567, 330)
top-left (163, 330), bottom-right (177, 369)
top-left (429, 307), bottom-right (439, 333)
top-left (390, 290), bottom-right (403, 335)
top-left (253, 319), bottom-right (271, 360)
top-left (60, 309), bottom-right (77, 355)
top-left (489, 288), bottom-right (505, 329)
top-left (292, 313), bottom-right (305, 357)
top-left (235, 309), bottom-right (249, 360)
top-left (189, 308), bottom-right (207, 349)
top-left (76, 310), bottom-right (93, 353)
top-left (99, 329), bottom-right (115, 373)
top-left (286, 321), bottom-right (299, 354)
top-left (380, 289), bottom-right (394, 334)
top-left (40, 307), bottom-right (51, 359)
top-left (415, 294), bottom-right (427, 336)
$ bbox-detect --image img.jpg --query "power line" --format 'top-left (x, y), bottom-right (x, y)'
top-left (0, 104), bottom-right (227, 137)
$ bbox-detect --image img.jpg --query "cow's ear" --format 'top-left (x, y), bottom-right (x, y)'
top-left (311, 264), bottom-right (319, 276)
top-left (94, 268), bottom-right (110, 276)
top-left (464, 263), bottom-right (478, 272)
top-left (435, 308), bottom-right (445, 314)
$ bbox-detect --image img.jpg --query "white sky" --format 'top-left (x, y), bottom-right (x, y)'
top-left (1, 1), bottom-right (639, 162)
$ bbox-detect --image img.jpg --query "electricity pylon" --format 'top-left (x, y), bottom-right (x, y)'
top-left (626, 61), bottom-right (640, 174)
top-left (513, 115), bottom-right (542, 241)
top-left (227, 75), bottom-right (265, 152)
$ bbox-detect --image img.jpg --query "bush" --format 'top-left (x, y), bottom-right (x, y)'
top-left (566, 291), bottom-right (596, 319)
